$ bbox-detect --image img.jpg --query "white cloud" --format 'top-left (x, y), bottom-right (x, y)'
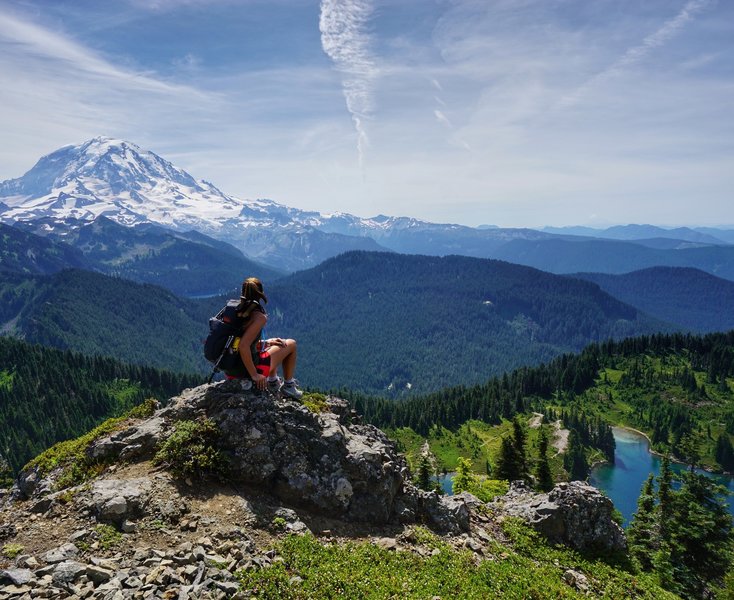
top-left (319, 0), bottom-right (378, 169)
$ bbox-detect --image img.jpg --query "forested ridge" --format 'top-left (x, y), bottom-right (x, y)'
top-left (574, 267), bottom-right (734, 333)
top-left (0, 268), bottom-right (213, 374)
top-left (344, 330), bottom-right (734, 472)
top-left (267, 251), bottom-right (670, 396)
top-left (0, 250), bottom-right (674, 398)
top-left (0, 336), bottom-right (202, 479)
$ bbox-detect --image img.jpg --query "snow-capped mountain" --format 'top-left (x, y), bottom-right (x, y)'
top-left (0, 137), bottom-right (547, 270)
top-left (0, 136), bottom-right (265, 231)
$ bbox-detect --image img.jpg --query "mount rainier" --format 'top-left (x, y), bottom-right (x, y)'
top-left (0, 137), bottom-right (547, 271)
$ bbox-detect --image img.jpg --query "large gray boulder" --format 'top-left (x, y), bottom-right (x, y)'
top-left (158, 382), bottom-right (405, 524)
top-left (496, 480), bottom-right (626, 552)
top-left (155, 381), bottom-right (467, 530)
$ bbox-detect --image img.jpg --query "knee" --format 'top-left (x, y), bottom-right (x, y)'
top-left (286, 338), bottom-right (297, 349)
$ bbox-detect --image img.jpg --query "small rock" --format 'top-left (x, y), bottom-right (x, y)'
top-left (29, 498), bottom-right (53, 514)
top-left (120, 520), bottom-right (137, 533)
top-left (215, 581), bottom-right (240, 595)
top-left (52, 560), bottom-right (87, 585)
top-left (563, 569), bottom-right (590, 593)
top-left (16, 557), bottom-right (39, 570)
top-left (0, 568), bottom-right (34, 585)
top-left (2, 584), bottom-right (32, 595)
top-left (375, 538), bottom-right (397, 551)
top-left (42, 543), bottom-right (78, 564)
top-left (69, 530), bottom-right (90, 543)
top-left (86, 565), bottom-right (114, 584)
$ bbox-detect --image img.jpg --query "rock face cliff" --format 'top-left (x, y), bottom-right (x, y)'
top-left (495, 480), bottom-right (626, 552)
top-left (0, 381), bottom-right (627, 599)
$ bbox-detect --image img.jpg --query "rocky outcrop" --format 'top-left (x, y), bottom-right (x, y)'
top-left (495, 480), bottom-right (626, 552)
top-left (13, 381), bottom-right (470, 534)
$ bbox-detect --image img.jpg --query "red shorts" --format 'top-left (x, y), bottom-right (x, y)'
top-left (225, 349), bottom-right (271, 380)
top-left (255, 351), bottom-right (271, 377)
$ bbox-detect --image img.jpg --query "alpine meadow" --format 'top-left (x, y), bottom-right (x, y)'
top-left (1, 1), bottom-right (734, 599)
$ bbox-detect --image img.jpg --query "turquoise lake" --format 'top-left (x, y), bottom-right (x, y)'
top-left (589, 427), bottom-right (734, 526)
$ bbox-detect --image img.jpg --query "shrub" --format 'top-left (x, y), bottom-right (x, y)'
top-left (153, 419), bottom-right (226, 479)
top-left (1, 543), bottom-right (23, 559)
top-left (94, 524), bottom-right (122, 550)
top-left (301, 393), bottom-right (329, 413)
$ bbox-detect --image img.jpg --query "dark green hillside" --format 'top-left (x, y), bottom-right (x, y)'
top-left (0, 336), bottom-right (201, 474)
top-left (46, 217), bottom-right (282, 296)
top-left (266, 251), bottom-right (669, 396)
top-left (0, 222), bottom-right (88, 274)
top-left (492, 238), bottom-right (734, 281)
top-left (352, 331), bottom-right (734, 472)
top-left (0, 269), bottom-right (211, 374)
top-left (574, 267), bottom-right (734, 333)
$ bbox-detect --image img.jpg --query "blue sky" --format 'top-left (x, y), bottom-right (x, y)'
top-left (0, 0), bottom-right (732, 227)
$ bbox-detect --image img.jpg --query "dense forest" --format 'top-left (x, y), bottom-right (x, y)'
top-left (0, 251), bottom-right (674, 397)
top-left (266, 251), bottom-right (669, 396)
top-left (344, 330), bottom-right (734, 472)
top-left (0, 222), bottom-right (87, 274)
top-left (0, 269), bottom-right (213, 374)
top-left (575, 267), bottom-right (734, 333)
top-left (0, 336), bottom-right (202, 478)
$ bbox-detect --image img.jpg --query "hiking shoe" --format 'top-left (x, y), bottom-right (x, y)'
top-left (267, 377), bottom-right (283, 394)
top-left (281, 380), bottom-right (303, 400)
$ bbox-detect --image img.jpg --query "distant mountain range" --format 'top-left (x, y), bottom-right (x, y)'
top-left (542, 224), bottom-right (734, 245)
top-left (2, 218), bottom-right (279, 297)
top-left (1, 137), bottom-right (733, 281)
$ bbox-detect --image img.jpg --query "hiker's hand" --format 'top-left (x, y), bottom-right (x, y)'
top-left (253, 374), bottom-right (267, 390)
top-left (270, 338), bottom-right (285, 347)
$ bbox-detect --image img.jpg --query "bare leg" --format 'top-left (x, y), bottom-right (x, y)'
top-left (266, 339), bottom-right (297, 380)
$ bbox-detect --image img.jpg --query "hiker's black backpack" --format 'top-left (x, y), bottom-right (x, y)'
top-left (204, 299), bottom-right (260, 380)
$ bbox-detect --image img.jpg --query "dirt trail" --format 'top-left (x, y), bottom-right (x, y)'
top-left (552, 420), bottom-right (570, 455)
top-left (527, 412), bottom-right (544, 429)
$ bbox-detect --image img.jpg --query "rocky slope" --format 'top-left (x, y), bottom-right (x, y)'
top-left (0, 381), bottom-right (629, 599)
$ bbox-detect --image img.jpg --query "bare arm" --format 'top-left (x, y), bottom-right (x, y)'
top-left (239, 311), bottom-right (267, 385)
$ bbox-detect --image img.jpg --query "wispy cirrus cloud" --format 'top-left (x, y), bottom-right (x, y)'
top-left (560, 0), bottom-right (715, 108)
top-left (319, 0), bottom-right (378, 168)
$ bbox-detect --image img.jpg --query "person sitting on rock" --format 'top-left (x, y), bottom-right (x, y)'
top-left (234, 277), bottom-right (303, 399)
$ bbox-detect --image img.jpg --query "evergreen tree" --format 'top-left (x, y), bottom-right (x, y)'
top-left (415, 453), bottom-right (434, 492)
top-left (512, 416), bottom-right (529, 480)
top-left (452, 457), bottom-right (477, 495)
top-left (657, 455), bottom-right (674, 539)
top-left (627, 474), bottom-right (658, 571)
top-left (563, 430), bottom-right (589, 481)
top-left (535, 428), bottom-right (554, 492)
top-left (666, 471), bottom-right (733, 598)
top-left (496, 436), bottom-right (521, 482)
top-left (715, 433), bottom-right (734, 472)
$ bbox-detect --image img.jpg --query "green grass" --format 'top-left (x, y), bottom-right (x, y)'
top-left (153, 418), bottom-right (227, 480)
top-left (390, 416), bottom-right (570, 484)
top-left (24, 398), bottom-right (158, 490)
top-left (562, 353), bottom-right (734, 470)
top-left (235, 526), bottom-right (676, 599)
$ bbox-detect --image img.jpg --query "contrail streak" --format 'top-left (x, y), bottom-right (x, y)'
top-left (319, 0), bottom-right (377, 169)
top-left (560, 0), bottom-right (713, 108)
